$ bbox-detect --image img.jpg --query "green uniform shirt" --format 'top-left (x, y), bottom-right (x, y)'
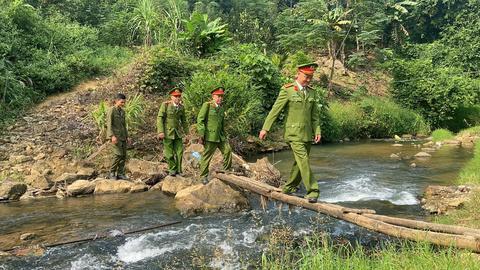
top-left (106, 106), bottom-right (128, 141)
top-left (197, 101), bottom-right (226, 143)
top-left (262, 83), bottom-right (321, 142)
top-left (156, 101), bottom-right (187, 139)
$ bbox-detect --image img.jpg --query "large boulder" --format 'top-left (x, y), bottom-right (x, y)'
top-left (247, 157), bottom-right (282, 187)
top-left (161, 175), bottom-right (198, 195)
top-left (67, 180), bottom-right (95, 196)
top-left (126, 159), bottom-right (168, 185)
top-left (54, 168), bottom-right (94, 185)
top-left (175, 178), bottom-right (249, 216)
top-left (0, 181), bottom-right (27, 201)
top-left (93, 179), bottom-right (134, 194)
top-left (24, 169), bottom-right (53, 190)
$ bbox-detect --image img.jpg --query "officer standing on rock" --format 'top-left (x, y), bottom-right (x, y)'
top-left (259, 63), bottom-right (322, 203)
top-left (197, 87), bottom-right (232, 184)
top-left (157, 88), bottom-right (188, 176)
top-left (106, 93), bottom-right (130, 180)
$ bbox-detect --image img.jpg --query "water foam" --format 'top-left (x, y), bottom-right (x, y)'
top-left (322, 176), bottom-right (419, 205)
top-left (70, 254), bottom-right (107, 270)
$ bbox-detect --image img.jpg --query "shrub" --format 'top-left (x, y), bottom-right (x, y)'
top-left (322, 101), bottom-right (364, 141)
top-left (431, 129), bottom-right (454, 142)
top-left (441, 105), bottom-right (480, 133)
top-left (359, 97), bottom-right (430, 138)
top-left (216, 44), bottom-right (283, 113)
top-left (139, 46), bottom-right (195, 93)
top-left (183, 70), bottom-right (262, 138)
top-left (389, 58), bottom-right (480, 128)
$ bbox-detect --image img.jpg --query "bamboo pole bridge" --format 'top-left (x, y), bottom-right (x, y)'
top-left (213, 172), bottom-right (480, 253)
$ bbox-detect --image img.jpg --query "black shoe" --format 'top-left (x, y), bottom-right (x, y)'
top-left (116, 174), bottom-right (129, 180)
top-left (168, 171), bottom-right (177, 176)
top-left (108, 172), bottom-right (116, 180)
top-left (307, 197), bottom-right (317, 203)
top-left (201, 177), bottom-right (209, 185)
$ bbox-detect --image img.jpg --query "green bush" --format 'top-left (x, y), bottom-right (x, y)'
top-left (322, 101), bottom-right (364, 141)
top-left (389, 58), bottom-right (480, 129)
top-left (183, 70), bottom-right (262, 137)
top-left (139, 46), bottom-right (195, 93)
top-left (431, 129), bottom-right (455, 142)
top-left (216, 44), bottom-right (283, 113)
top-left (321, 97), bottom-right (429, 142)
top-left (441, 105), bottom-right (480, 133)
top-left (360, 97), bottom-right (430, 138)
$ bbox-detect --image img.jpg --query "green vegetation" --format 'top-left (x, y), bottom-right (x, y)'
top-left (431, 129), bottom-right (455, 142)
top-left (261, 235), bottom-right (478, 270)
top-left (322, 97), bottom-right (429, 142)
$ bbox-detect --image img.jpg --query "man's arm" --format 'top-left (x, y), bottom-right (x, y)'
top-left (106, 107), bottom-right (114, 138)
top-left (312, 93), bottom-right (322, 142)
top-left (261, 89), bottom-right (288, 132)
top-left (196, 102), bottom-right (209, 139)
top-left (180, 107), bottom-right (188, 135)
top-left (156, 103), bottom-right (167, 134)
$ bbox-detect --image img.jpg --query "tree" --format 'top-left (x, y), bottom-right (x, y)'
top-left (130, 0), bottom-right (160, 47)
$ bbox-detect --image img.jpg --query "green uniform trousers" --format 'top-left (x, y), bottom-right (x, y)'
top-left (163, 138), bottom-right (183, 174)
top-left (283, 141), bottom-right (319, 199)
top-left (200, 141), bottom-right (232, 177)
top-left (110, 140), bottom-right (127, 175)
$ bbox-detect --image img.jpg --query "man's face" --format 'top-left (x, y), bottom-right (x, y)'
top-left (212, 94), bottom-right (223, 105)
top-left (296, 72), bottom-right (313, 87)
top-left (171, 95), bottom-right (181, 104)
top-left (115, 99), bottom-right (126, 108)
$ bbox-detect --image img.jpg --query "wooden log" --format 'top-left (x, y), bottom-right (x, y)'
top-left (364, 214), bottom-right (480, 237)
top-left (214, 173), bottom-right (480, 252)
top-left (86, 142), bottom-right (107, 161)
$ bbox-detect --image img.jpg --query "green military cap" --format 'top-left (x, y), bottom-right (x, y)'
top-left (211, 87), bottom-right (225, 95)
top-left (297, 62), bottom-right (319, 75)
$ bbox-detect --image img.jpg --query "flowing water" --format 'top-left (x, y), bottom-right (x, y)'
top-left (0, 141), bottom-right (473, 269)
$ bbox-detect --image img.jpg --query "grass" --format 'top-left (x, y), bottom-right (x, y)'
top-left (457, 142), bottom-right (480, 185)
top-left (431, 129), bottom-right (455, 142)
top-left (261, 235), bottom-right (479, 270)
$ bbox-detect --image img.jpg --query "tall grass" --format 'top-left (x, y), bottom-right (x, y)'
top-left (262, 236), bottom-right (479, 270)
top-left (457, 142), bottom-right (480, 185)
top-left (322, 97), bottom-right (430, 142)
top-left (431, 128), bottom-right (455, 142)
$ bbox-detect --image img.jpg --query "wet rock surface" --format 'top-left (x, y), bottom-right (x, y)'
top-left (421, 185), bottom-right (478, 214)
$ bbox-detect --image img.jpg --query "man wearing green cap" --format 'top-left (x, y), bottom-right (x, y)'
top-left (107, 93), bottom-right (130, 180)
top-left (197, 87), bottom-right (232, 184)
top-left (259, 63), bottom-right (322, 203)
top-left (157, 88), bottom-right (188, 176)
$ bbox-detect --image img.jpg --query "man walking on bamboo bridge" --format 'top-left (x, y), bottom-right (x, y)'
top-left (259, 63), bottom-right (322, 203)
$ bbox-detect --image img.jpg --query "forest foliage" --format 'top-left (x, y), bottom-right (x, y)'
top-left (1, 0), bottom-right (479, 138)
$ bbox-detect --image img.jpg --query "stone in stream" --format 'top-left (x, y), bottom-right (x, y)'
top-left (421, 185), bottom-right (476, 214)
top-left (0, 181), bottom-right (27, 201)
top-left (93, 179), bottom-right (148, 195)
top-left (20, 232), bottom-right (36, 241)
top-left (175, 178), bottom-right (249, 216)
top-left (67, 180), bottom-right (95, 196)
top-left (161, 175), bottom-right (198, 195)
top-left (421, 147), bottom-right (436, 153)
top-left (24, 169), bottom-right (53, 190)
top-left (414, 152), bottom-right (431, 158)
top-left (392, 144), bottom-right (403, 147)
top-left (390, 153), bottom-right (401, 159)
top-left (126, 159), bottom-right (168, 186)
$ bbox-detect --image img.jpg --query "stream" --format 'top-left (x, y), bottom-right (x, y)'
top-left (0, 141), bottom-right (473, 269)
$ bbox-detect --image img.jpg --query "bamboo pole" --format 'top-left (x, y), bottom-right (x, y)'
top-left (364, 214), bottom-right (480, 237)
top-left (213, 173), bottom-right (480, 253)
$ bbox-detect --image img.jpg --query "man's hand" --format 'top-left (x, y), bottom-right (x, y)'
top-left (111, 136), bottom-right (118, 145)
top-left (158, 133), bottom-right (165, 140)
top-left (259, 130), bottom-right (268, 140)
top-left (314, 134), bottom-right (321, 144)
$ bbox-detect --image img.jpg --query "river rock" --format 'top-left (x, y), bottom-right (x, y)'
top-left (182, 144), bottom-right (248, 176)
top-left (421, 147), bottom-right (436, 152)
top-left (67, 180), bottom-right (95, 196)
top-left (130, 182), bottom-right (149, 193)
top-left (54, 171), bottom-right (92, 185)
top-left (443, 140), bottom-right (461, 146)
top-left (150, 181), bottom-right (163, 191)
top-left (390, 153), bottom-right (401, 159)
top-left (126, 159), bottom-right (168, 185)
top-left (175, 179), bottom-right (249, 216)
top-left (20, 233), bottom-right (36, 241)
top-left (414, 152), bottom-right (431, 158)
top-left (248, 157), bottom-right (282, 187)
top-left (421, 185), bottom-right (474, 214)
top-left (392, 144), bottom-right (403, 147)
top-left (161, 175), bottom-right (198, 195)
top-left (0, 181), bottom-right (27, 201)
top-left (93, 179), bottom-right (134, 194)
top-left (24, 170), bottom-right (53, 190)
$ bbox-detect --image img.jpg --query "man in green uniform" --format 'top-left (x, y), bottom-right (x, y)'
top-left (259, 63), bottom-right (321, 203)
top-left (197, 87), bottom-right (232, 184)
top-left (106, 93), bottom-right (130, 180)
top-left (157, 88), bottom-right (188, 176)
